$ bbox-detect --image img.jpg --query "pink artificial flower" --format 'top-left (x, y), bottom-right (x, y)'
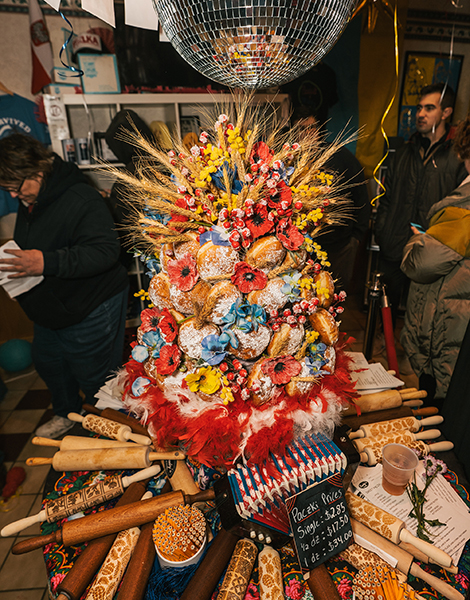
top-left (285, 578), bottom-right (305, 600)
top-left (166, 252), bottom-right (199, 291)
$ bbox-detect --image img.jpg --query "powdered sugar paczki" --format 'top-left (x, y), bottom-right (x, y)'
top-left (197, 242), bottom-right (240, 280)
top-left (178, 319), bottom-right (220, 359)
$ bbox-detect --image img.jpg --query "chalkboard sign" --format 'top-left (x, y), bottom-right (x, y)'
top-left (285, 472), bottom-right (353, 574)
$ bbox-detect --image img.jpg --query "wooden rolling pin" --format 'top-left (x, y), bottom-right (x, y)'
top-left (68, 412), bottom-right (151, 445)
top-left (345, 490), bottom-right (453, 568)
top-left (26, 446), bottom-right (185, 471)
top-left (342, 389), bottom-right (427, 416)
top-left (341, 405), bottom-right (439, 431)
top-left (351, 518), bottom-right (463, 600)
top-left (353, 428), bottom-right (442, 453)
top-left (12, 488), bottom-right (216, 555)
top-left (56, 480), bottom-right (171, 600)
top-left (349, 415), bottom-right (444, 439)
top-left (359, 440), bottom-right (454, 466)
top-left (32, 435), bottom-right (137, 451)
top-left (1, 465), bottom-right (161, 537)
top-left (83, 403), bottom-right (149, 437)
top-left (179, 528), bottom-right (241, 600)
top-left (55, 477), bottom-right (162, 600)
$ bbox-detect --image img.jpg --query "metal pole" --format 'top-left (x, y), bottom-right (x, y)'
top-left (363, 272), bottom-right (383, 360)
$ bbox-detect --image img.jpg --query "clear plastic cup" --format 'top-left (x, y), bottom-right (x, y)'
top-left (381, 443), bottom-right (419, 496)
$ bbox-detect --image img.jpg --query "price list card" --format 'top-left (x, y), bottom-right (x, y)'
top-left (285, 472), bottom-right (353, 574)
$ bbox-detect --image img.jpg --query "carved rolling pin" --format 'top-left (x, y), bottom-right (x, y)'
top-left (342, 389), bottom-right (427, 416)
top-left (342, 405), bottom-right (439, 432)
top-left (351, 518), bottom-right (463, 600)
top-left (359, 440), bottom-right (454, 466)
top-left (352, 428), bottom-right (442, 453)
top-left (82, 403), bottom-right (149, 437)
top-left (12, 488), bottom-right (216, 555)
top-left (1, 465), bottom-right (161, 537)
top-left (345, 490), bottom-right (453, 568)
top-left (32, 435), bottom-right (137, 451)
top-left (26, 446), bottom-right (185, 471)
top-left (55, 479), bottom-right (172, 600)
top-left (68, 412), bottom-right (151, 445)
top-left (349, 415), bottom-right (444, 439)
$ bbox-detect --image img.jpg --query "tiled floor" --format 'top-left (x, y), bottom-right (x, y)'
top-left (0, 293), bottom-right (417, 599)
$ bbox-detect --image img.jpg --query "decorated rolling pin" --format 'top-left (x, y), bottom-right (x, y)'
top-left (345, 490), bottom-right (453, 568)
top-left (258, 546), bottom-right (284, 599)
top-left (84, 526), bottom-right (141, 600)
top-left (55, 479), bottom-right (172, 600)
top-left (82, 403), bottom-right (149, 437)
top-left (359, 440), bottom-right (454, 466)
top-left (353, 428), bottom-right (442, 453)
top-left (216, 538), bottom-right (258, 600)
top-left (1, 465), bottom-right (161, 537)
top-left (32, 435), bottom-right (138, 451)
top-left (68, 412), bottom-right (151, 445)
top-left (26, 446), bottom-right (185, 471)
top-left (350, 518), bottom-right (463, 600)
top-left (12, 487), bottom-right (216, 555)
top-left (179, 527), bottom-right (241, 600)
top-left (349, 415), bottom-right (444, 439)
top-left (342, 389), bottom-right (428, 416)
top-left (342, 405), bottom-right (439, 431)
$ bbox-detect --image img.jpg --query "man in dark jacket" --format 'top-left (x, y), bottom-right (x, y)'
top-left (0, 134), bottom-right (129, 438)
top-left (375, 83), bottom-right (467, 325)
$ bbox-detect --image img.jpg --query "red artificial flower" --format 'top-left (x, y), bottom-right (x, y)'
top-left (249, 141), bottom-right (273, 164)
top-left (167, 252), bottom-right (199, 291)
top-left (140, 307), bottom-right (162, 333)
top-left (245, 203), bottom-right (274, 239)
top-left (262, 355), bottom-right (302, 385)
top-left (168, 197), bottom-right (189, 226)
top-left (267, 180), bottom-right (292, 209)
top-left (153, 344), bottom-right (181, 375)
top-left (159, 308), bottom-right (178, 342)
top-left (231, 262), bottom-right (268, 293)
top-left (276, 218), bottom-right (305, 251)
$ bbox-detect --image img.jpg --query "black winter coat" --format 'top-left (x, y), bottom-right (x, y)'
top-left (14, 156), bottom-right (129, 329)
top-left (375, 130), bottom-right (466, 262)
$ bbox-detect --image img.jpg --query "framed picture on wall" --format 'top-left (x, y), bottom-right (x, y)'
top-left (78, 54), bottom-right (121, 94)
top-left (398, 52), bottom-right (463, 140)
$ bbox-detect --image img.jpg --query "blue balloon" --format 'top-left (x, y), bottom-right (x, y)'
top-left (0, 339), bottom-right (33, 372)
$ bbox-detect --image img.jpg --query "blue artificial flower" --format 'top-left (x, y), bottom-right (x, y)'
top-left (142, 329), bottom-right (166, 358)
top-left (199, 225), bottom-right (231, 247)
top-left (211, 162), bottom-right (243, 194)
top-left (305, 342), bottom-right (329, 375)
top-left (201, 334), bottom-right (228, 365)
top-left (281, 271), bottom-right (302, 299)
top-left (132, 377), bottom-right (151, 396)
top-left (221, 299), bottom-right (266, 335)
top-left (131, 345), bottom-right (149, 363)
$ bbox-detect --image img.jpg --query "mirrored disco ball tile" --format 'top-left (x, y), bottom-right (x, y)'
top-left (153, 0), bottom-right (355, 88)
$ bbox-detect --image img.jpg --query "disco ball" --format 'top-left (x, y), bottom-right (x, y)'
top-left (153, 0), bottom-right (356, 89)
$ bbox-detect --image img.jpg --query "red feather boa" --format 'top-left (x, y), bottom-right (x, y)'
top-left (123, 335), bottom-right (358, 469)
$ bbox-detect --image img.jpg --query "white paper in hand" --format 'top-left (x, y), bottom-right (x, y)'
top-left (0, 240), bottom-right (44, 299)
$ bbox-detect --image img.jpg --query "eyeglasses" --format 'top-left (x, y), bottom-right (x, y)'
top-left (0, 177), bottom-right (26, 195)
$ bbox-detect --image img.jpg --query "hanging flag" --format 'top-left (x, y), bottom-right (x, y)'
top-left (29, 0), bottom-right (54, 95)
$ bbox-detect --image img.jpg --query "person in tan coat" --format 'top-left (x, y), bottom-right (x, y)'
top-left (400, 115), bottom-right (470, 406)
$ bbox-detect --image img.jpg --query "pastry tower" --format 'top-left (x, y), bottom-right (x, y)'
top-left (118, 99), bottom-right (358, 469)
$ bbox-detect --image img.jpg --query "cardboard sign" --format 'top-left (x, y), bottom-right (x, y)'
top-left (285, 472), bottom-right (352, 574)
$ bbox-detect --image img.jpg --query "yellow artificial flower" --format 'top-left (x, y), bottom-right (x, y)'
top-left (185, 366), bottom-right (221, 395)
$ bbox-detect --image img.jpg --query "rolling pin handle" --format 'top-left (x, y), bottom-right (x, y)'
top-left (26, 457), bottom-right (53, 466)
top-left (126, 432), bottom-right (152, 446)
top-left (1, 510), bottom-right (46, 537)
top-left (428, 441), bottom-right (454, 452)
top-left (67, 412), bottom-right (84, 423)
top-left (12, 531), bottom-right (59, 555)
top-left (403, 399), bottom-right (424, 407)
top-left (184, 488), bottom-right (216, 505)
top-left (32, 437), bottom-right (61, 447)
top-left (415, 428), bottom-right (441, 441)
top-left (399, 529), bottom-right (452, 568)
top-left (410, 562), bottom-right (463, 600)
top-left (121, 465), bottom-right (162, 488)
top-left (418, 415), bottom-right (444, 428)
